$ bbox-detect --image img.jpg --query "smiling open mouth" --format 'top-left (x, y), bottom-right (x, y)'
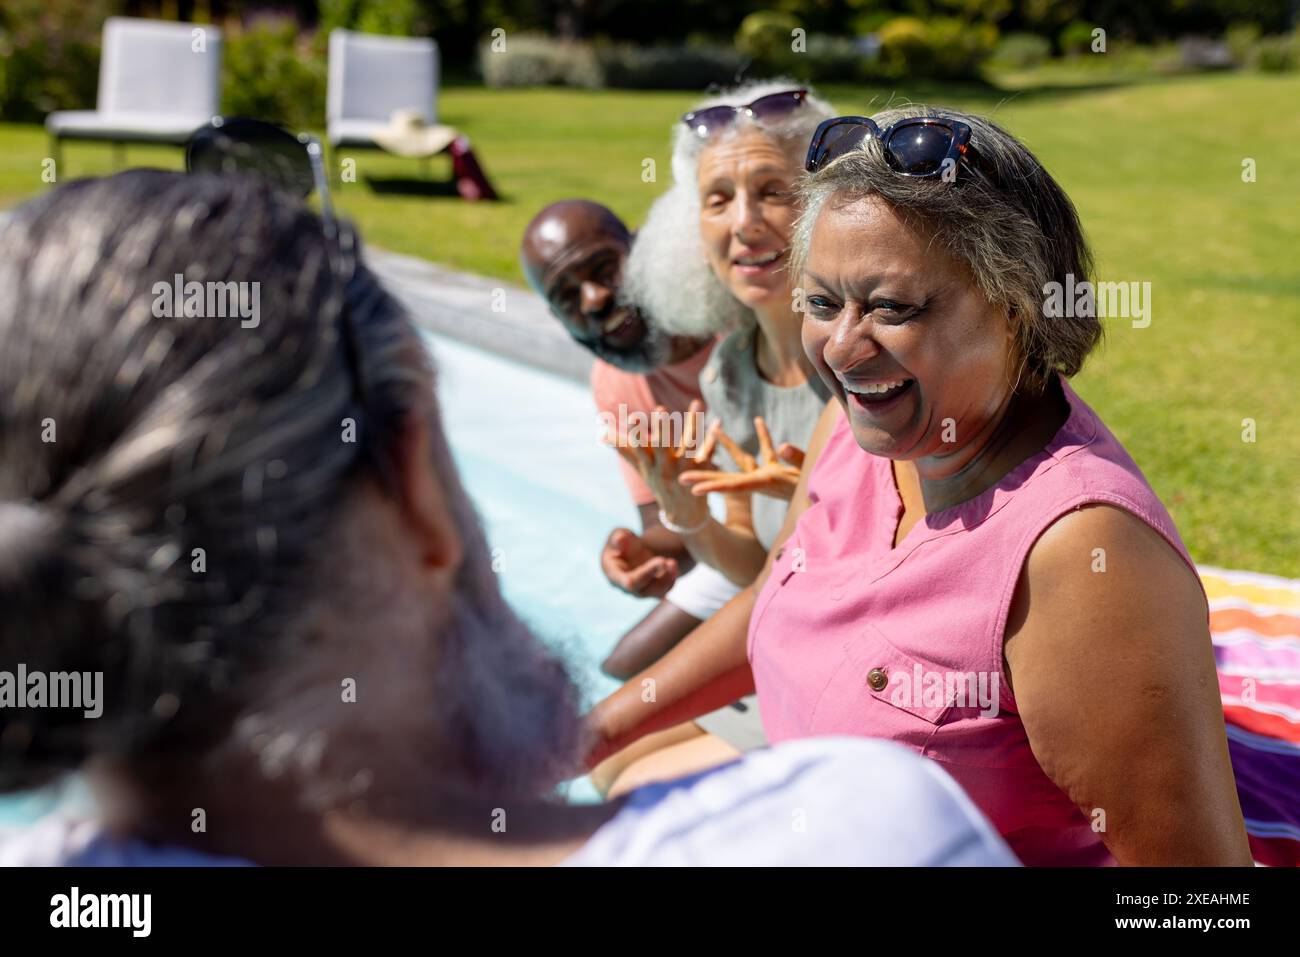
top-left (843, 378), bottom-right (915, 410)
top-left (600, 309), bottom-right (644, 348)
top-left (733, 249), bottom-right (784, 272)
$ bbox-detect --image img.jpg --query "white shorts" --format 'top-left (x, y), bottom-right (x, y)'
top-left (695, 693), bottom-right (767, 752)
top-left (663, 562), bottom-right (742, 622)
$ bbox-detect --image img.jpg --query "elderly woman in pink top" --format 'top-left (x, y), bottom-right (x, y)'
top-left (588, 106), bottom-right (1253, 866)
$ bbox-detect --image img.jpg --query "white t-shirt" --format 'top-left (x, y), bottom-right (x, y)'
top-left (0, 816), bottom-right (249, 866)
top-left (563, 737), bottom-right (1018, 866)
top-left (0, 738), bottom-right (1017, 867)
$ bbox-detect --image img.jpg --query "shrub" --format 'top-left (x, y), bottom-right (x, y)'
top-left (1150, 40), bottom-right (1188, 74)
top-left (1177, 36), bottom-right (1234, 71)
top-left (736, 11), bottom-right (800, 63)
top-left (354, 0), bottom-right (423, 37)
top-left (596, 43), bottom-right (747, 90)
top-left (993, 32), bottom-right (1051, 70)
top-left (878, 16), bottom-right (932, 78)
top-left (877, 16), bottom-right (996, 80)
top-left (1253, 32), bottom-right (1297, 71)
top-left (746, 32), bottom-right (881, 84)
top-left (802, 33), bottom-right (882, 83)
top-left (222, 17), bottom-right (327, 130)
top-left (1225, 22), bottom-right (1262, 65)
top-left (1059, 20), bottom-right (1100, 56)
top-left (319, 0), bottom-right (428, 38)
top-left (0, 0), bottom-right (114, 122)
top-left (849, 9), bottom-right (894, 36)
top-left (926, 17), bottom-right (998, 79)
top-left (478, 33), bottom-right (603, 88)
top-left (478, 33), bottom-right (745, 90)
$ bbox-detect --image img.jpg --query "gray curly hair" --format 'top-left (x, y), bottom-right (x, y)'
top-left (621, 80), bottom-right (836, 339)
top-left (793, 105), bottom-right (1100, 395)
top-left (619, 181), bottom-right (752, 338)
top-left (670, 78), bottom-right (837, 187)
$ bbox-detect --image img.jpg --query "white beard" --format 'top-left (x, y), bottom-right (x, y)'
top-left (579, 312), bottom-right (675, 373)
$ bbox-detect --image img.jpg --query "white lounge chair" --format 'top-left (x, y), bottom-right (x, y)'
top-left (326, 29), bottom-right (440, 169)
top-left (45, 17), bottom-right (223, 169)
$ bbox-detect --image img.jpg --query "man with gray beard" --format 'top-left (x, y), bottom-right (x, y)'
top-left (0, 171), bottom-right (1015, 867)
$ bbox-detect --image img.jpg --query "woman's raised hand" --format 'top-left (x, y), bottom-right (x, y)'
top-left (679, 416), bottom-right (804, 501)
top-left (609, 400), bottom-right (712, 531)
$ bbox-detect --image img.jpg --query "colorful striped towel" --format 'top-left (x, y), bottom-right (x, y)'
top-left (1202, 565), bottom-right (1300, 867)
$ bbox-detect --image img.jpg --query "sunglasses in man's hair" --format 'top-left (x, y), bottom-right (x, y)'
top-left (185, 116), bottom-right (375, 415)
top-left (682, 89), bottom-right (809, 138)
top-left (805, 115), bottom-right (982, 179)
top-left (186, 116), bottom-right (335, 235)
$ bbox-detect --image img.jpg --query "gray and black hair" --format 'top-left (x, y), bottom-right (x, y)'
top-left (0, 170), bottom-right (582, 796)
top-left (793, 105), bottom-right (1100, 395)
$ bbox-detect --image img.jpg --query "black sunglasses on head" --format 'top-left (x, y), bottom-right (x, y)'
top-left (186, 116), bottom-right (335, 232)
top-left (185, 117), bottom-right (381, 466)
top-left (805, 115), bottom-right (983, 180)
top-left (681, 89), bottom-right (809, 138)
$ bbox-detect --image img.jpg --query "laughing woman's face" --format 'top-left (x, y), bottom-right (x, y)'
top-left (800, 194), bottom-right (1019, 461)
top-left (697, 127), bottom-right (801, 310)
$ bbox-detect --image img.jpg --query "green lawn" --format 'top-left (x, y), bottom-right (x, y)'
top-left (1, 71), bottom-right (1296, 575)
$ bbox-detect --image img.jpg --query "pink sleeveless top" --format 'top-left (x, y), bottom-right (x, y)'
top-left (747, 376), bottom-right (1202, 866)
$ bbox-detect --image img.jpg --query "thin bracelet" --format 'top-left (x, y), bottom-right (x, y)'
top-left (658, 508), bottom-right (710, 536)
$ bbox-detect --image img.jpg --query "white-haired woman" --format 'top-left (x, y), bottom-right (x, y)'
top-left (594, 82), bottom-right (838, 796)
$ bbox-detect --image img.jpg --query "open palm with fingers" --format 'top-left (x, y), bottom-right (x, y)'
top-left (608, 400), bottom-right (712, 530)
top-left (679, 415), bottom-right (804, 501)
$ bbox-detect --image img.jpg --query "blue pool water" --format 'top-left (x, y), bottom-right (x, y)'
top-left (425, 332), bottom-right (663, 802)
top-left (425, 331), bottom-right (652, 709)
top-left (0, 332), bottom-right (650, 823)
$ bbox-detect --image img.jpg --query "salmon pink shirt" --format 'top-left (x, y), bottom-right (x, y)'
top-left (747, 376), bottom-right (1203, 866)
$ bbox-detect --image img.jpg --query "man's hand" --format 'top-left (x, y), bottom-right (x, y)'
top-left (600, 528), bottom-right (679, 598)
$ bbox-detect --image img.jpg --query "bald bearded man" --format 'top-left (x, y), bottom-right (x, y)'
top-left (521, 200), bottom-right (737, 677)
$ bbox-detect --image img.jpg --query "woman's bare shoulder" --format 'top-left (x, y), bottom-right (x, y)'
top-left (1006, 502), bottom-right (1209, 689)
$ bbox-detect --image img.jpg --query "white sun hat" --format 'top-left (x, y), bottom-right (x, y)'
top-left (372, 109), bottom-right (460, 158)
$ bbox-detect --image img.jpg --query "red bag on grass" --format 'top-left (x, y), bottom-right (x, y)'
top-left (448, 136), bottom-right (498, 202)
